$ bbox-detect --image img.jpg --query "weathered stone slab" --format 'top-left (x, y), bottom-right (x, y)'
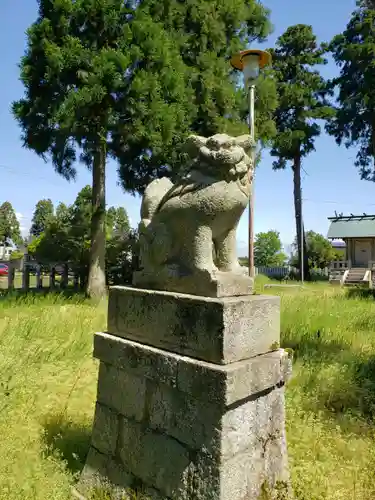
top-left (146, 378), bottom-right (288, 463)
top-left (118, 417), bottom-right (191, 498)
top-left (96, 362), bottom-right (146, 421)
top-left (147, 382), bottom-right (221, 451)
top-left (94, 332), bottom-right (179, 387)
top-left (107, 286), bottom-right (280, 364)
top-left (93, 332), bottom-right (292, 406)
top-left (91, 403), bottom-right (119, 456)
top-left (133, 269), bottom-right (254, 298)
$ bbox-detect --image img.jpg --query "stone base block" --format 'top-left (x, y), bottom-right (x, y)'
top-left (108, 286), bottom-right (280, 364)
top-left (75, 333), bottom-right (292, 500)
top-left (133, 269), bottom-right (254, 298)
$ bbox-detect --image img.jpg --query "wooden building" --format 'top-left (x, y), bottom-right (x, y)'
top-left (327, 214), bottom-right (375, 286)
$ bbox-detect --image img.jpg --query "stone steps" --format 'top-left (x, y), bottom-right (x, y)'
top-left (344, 268), bottom-right (367, 286)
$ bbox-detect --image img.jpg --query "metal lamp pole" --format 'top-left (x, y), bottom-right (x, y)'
top-left (248, 84), bottom-right (255, 277)
top-left (230, 49), bottom-right (272, 278)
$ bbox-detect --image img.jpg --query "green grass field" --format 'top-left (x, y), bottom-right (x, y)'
top-left (0, 281), bottom-right (375, 499)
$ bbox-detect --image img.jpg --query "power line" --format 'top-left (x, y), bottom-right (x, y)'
top-left (0, 163), bottom-right (65, 186)
top-left (303, 198), bottom-right (375, 207)
top-left (3, 161), bottom-right (375, 210)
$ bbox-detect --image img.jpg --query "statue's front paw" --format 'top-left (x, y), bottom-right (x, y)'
top-left (225, 263), bottom-right (247, 275)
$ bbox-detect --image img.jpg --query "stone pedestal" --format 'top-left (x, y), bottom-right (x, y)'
top-left (133, 269), bottom-right (254, 298)
top-left (75, 287), bottom-right (291, 500)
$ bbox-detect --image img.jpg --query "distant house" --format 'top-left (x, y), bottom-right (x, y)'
top-left (327, 214), bottom-right (375, 286)
top-left (0, 245), bottom-right (12, 260)
top-left (0, 240), bottom-right (18, 261)
top-left (331, 240), bottom-right (346, 251)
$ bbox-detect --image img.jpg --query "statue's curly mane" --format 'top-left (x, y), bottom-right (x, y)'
top-left (155, 133), bottom-right (254, 212)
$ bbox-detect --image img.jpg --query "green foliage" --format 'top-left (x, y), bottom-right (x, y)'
top-left (9, 250), bottom-right (25, 261)
top-left (0, 202), bottom-right (22, 246)
top-left (333, 246), bottom-right (345, 259)
top-left (105, 209), bottom-right (135, 285)
top-left (89, 484), bottom-right (148, 499)
top-left (12, 0), bottom-right (197, 190)
top-left (238, 256), bottom-right (248, 267)
top-left (114, 0), bottom-right (277, 189)
top-left (30, 226), bottom-right (76, 266)
top-left (11, 0), bottom-right (195, 297)
top-left (30, 199), bottom-right (55, 237)
top-left (106, 207), bottom-right (130, 240)
top-left (55, 202), bottom-right (72, 226)
top-left (29, 187), bottom-right (92, 271)
top-left (327, 5), bottom-right (375, 180)
top-left (27, 234), bottom-right (43, 257)
top-left (254, 230), bottom-right (288, 267)
top-left (13, 0), bottom-right (126, 178)
top-left (270, 25), bottom-right (333, 167)
top-left (290, 231), bottom-right (341, 270)
top-left (27, 186), bottom-right (134, 285)
top-left (358, 0), bottom-right (375, 7)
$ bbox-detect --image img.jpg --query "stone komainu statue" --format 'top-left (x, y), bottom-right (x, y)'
top-left (133, 133), bottom-right (255, 296)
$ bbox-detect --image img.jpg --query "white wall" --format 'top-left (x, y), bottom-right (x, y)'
top-left (0, 245), bottom-right (15, 260)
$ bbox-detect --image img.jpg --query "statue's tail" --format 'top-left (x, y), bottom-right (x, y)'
top-left (140, 177), bottom-right (174, 228)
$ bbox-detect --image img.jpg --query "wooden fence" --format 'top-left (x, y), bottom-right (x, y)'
top-left (255, 266), bottom-right (290, 278)
top-left (2, 260), bottom-right (135, 292)
top-left (255, 266), bottom-right (329, 279)
top-left (2, 262), bottom-right (81, 292)
top-left (1, 261), bottom-right (330, 292)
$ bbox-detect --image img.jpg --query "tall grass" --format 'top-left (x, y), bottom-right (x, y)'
top-left (0, 285), bottom-right (374, 499)
top-left (0, 293), bottom-right (104, 500)
top-left (278, 285), bottom-right (375, 500)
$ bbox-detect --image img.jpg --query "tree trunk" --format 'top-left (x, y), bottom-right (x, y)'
top-left (293, 155), bottom-right (310, 281)
top-left (87, 145), bottom-right (107, 300)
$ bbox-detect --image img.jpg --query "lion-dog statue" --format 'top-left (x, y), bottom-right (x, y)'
top-left (132, 133), bottom-right (255, 297)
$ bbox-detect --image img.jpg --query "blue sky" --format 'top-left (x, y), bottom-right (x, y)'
top-left (0, 0), bottom-right (370, 254)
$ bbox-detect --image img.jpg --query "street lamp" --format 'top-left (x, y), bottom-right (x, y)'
top-left (230, 49), bottom-right (272, 278)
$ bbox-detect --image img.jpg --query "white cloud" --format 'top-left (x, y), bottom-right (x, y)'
top-left (15, 213), bottom-right (30, 237)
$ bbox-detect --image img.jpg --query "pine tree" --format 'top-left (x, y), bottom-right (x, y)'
top-left (30, 199), bottom-right (54, 237)
top-left (55, 202), bottom-right (72, 227)
top-left (12, 0), bottom-right (193, 299)
top-left (358, 0), bottom-right (375, 8)
top-left (106, 207), bottom-right (130, 238)
top-left (0, 202), bottom-right (22, 246)
top-left (269, 25), bottom-right (334, 280)
top-left (113, 0), bottom-right (277, 188)
top-left (327, 4), bottom-right (375, 179)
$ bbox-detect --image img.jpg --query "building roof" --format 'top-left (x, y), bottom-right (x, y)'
top-left (327, 214), bottom-right (375, 239)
